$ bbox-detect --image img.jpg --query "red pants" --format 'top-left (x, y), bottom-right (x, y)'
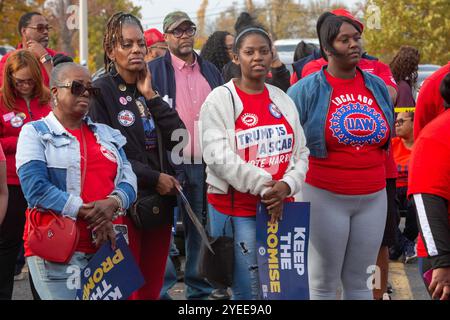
top-left (116, 217), bottom-right (171, 300)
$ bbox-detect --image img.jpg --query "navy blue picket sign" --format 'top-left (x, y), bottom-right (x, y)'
top-left (76, 233), bottom-right (145, 300)
top-left (256, 202), bottom-right (310, 300)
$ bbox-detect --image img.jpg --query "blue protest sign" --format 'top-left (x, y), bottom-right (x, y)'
top-left (76, 233), bottom-right (145, 300)
top-left (256, 202), bottom-right (310, 300)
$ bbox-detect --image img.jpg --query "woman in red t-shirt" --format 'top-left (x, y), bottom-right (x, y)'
top-left (0, 143), bottom-right (7, 227)
top-left (288, 13), bottom-right (394, 300)
top-left (0, 50), bottom-right (51, 300)
top-left (200, 27), bottom-right (309, 299)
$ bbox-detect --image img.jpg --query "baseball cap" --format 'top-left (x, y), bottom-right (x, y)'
top-left (331, 8), bottom-right (364, 32)
top-left (163, 11), bottom-right (195, 33)
top-left (144, 28), bottom-right (165, 47)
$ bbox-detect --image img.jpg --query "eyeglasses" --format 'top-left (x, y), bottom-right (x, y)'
top-left (12, 77), bottom-right (35, 88)
top-left (168, 26), bottom-right (196, 38)
top-left (56, 81), bottom-right (100, 97)
top-left (26, 24), bottom-right (52, 33)
top-left (395, 118), bottom-right (412, 126)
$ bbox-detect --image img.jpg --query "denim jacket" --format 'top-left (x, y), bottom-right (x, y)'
top-left (16, 112), bottom-right (137, 219)
top-left (287, 66), bottom-right (394, 158)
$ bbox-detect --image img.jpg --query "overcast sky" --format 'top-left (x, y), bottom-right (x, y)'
top-left (132, 0), bottom-right (359, 31)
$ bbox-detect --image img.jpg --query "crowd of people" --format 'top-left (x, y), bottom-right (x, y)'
top-left (0, 7), bottom-right (449, 301)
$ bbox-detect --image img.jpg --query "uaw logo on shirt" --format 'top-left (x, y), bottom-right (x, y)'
top-left (100, 146), bottom-right (117, 163)
top-left (330, 102), bottom-right (387, 149)
top-left (241, 113), bottom-right (259, 127)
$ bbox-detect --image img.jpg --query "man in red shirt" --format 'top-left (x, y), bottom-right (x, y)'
top-left (414, 62), bottom-right (450, 138)
top-left (0, 12), bottom-right (57, 87)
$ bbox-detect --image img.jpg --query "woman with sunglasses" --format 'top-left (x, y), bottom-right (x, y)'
top-left (15, 61), bottom-right (137, 300)
top-left (0, 49), bottom-right (51, 300)
top-left (89, 12), bottom-right (185, 300)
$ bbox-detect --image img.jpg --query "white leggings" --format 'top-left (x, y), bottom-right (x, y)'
top-left (304, 183), bottom-right (387, 300)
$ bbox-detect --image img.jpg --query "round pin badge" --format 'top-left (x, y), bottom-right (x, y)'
top-left (10, 116), bottom-right (24, 128)
top-left (119, 97), bottom-right (128, 106)
top-left (126, 96), bottom-right (132, 102)
top-left (269, 103), bottom-right (282, 119)
top-left (119, 84), bottom-right (127, 92)
top-left (16, 112), bottom-right (27, 120)
top-left (117, 110), bottom-right (135, 127)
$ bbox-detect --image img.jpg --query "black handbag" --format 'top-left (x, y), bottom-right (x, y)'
top-left (199, 217), bottom-right (235, 288)
top-left (128, 103), bottom-right (174, 229)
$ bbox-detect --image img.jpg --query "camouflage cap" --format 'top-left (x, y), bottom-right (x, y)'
top-left (163, 11), bottom-right (195, 33)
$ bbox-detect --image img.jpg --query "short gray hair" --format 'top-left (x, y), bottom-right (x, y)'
top-left (50, 62), bottom-right (88, 88)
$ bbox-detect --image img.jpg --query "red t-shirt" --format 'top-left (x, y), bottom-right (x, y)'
top-left (0, 143), bottom-right (5, 161)
top-left (296, 57), bottom-right (398, 179)
top-left (414, 62), bottom-right (450, 139)
top-left (208, 84), bottom-right (295, 216)
top-left (408, 109), bottom-right (450, 258)
top-left (24, 124), bottom-right (118, 256)
top-left (306, 70), bottom-right (390, 195)
top-left (392, 137), bottom-right (412, 188)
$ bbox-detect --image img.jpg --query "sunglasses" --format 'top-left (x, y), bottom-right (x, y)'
top-left (394, 118), bottom-right (412, 126)
top-left (168, 26), bottom-right (196, 38)
top-left (12, 77), bottom-right (35, 88)
top-left (56, 81), bottom-right (100, 97)
top-left (27, 24), bottom-right (52, 33)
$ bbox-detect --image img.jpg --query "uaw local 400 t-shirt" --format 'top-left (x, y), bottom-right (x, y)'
top-left (306, 70), bottom-right (390, 195)
top-left (208, 84), bottom-right (294, 217)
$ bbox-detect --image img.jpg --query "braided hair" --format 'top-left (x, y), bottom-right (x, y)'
top-left (103, 12), bottom-right (145, 72)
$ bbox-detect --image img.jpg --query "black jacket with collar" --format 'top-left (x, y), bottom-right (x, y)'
top-left (89, 71), bottom-right (186, 194)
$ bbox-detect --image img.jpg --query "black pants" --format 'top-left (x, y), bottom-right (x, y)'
top-left (397, 186), bottom-right (419, 241)
top-left (0, 185), bottom-right (27, 300)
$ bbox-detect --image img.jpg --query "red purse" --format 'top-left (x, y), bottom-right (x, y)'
top-left (27, 208), bottom-right (80, 263)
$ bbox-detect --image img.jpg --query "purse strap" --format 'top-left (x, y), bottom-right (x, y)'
top-left (156, 124), bottom-right (165, 173)
top-left (223, 216), bottom-right (235, 238)
top-left (28, 208), bottom-right (65, 240)
top-left (222, 85), bottom-right (236, 211)
top-left (29, 123), bottom-right (88, 236)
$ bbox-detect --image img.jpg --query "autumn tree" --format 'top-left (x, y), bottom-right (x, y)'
top-left (362, 0), bottom-right (450, 65)
top-left (44, 0), bottom-right (140, 71)
top-left (0, 0), bottom-right (46, 46)
top-left (211, 0), bottom-right (349, 40)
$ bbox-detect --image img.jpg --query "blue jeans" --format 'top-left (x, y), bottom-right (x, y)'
top-left (27, 252), bottom-right (93, 300)
top-left (177, 164), bottom-right (212, 299)
top-left (208, 204), bottom-right (260, 300)
top-left (160, 236), bottom-right (179, 300)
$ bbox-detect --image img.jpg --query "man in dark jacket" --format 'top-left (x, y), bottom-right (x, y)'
top-left (148, 11), bottom-right (224, 300)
